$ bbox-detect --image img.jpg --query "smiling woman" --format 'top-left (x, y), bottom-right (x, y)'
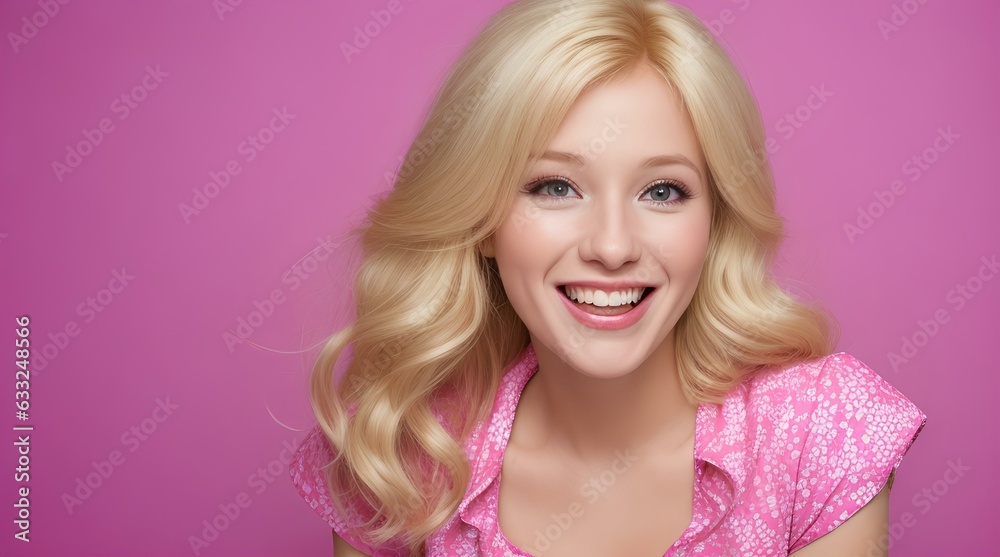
top-left (288, 1), bottom-right (926, 555)
top-left (481, 62), bottom-right (713, 378)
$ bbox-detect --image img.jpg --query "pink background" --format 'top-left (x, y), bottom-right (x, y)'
top-left (1, 1), bottom-right (997, 555)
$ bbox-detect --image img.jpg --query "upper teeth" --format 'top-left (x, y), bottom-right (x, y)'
top-left (564, 286), bottom-right (644, 307)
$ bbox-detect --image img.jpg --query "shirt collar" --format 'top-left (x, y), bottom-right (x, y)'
top-left (457, 342), bottom-right (751, 531)
top-left (456, 343), bottom-right (539, 529)
top-left (690, 378), bottom-right (750, 530)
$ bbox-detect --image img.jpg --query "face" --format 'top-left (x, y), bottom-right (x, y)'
top-left (482, 62), bottom-right (713, 379)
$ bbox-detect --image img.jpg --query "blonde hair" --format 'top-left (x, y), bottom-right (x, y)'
top-left (309, 0), bottom-right (838, 552)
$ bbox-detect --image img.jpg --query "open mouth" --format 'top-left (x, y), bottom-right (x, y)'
top-left (558, 285), bottom-right (654, 315)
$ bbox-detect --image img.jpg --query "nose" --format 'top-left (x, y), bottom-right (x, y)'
top-left (578, 197), bottom-right (641, 270)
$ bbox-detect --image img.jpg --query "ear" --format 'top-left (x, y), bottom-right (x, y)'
top-left (479, 235), bottom-right (495, 259)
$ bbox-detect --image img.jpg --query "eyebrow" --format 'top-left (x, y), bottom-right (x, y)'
top-left (535, 150), bottom-right (703, 181)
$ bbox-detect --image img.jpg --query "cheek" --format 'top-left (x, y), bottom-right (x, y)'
top-left (494, 217), bottom-right (531, 269)
top-left (492, 240), bottom-right (539, 329)
top-left (493, 200), bottom-right (560, 267)
top-left (688, 221), bottom-right (713, 266)
top-left (492, 204), bottom-right (568, 325)
top-left (493, 211), bottom-right (540, 295)
top-left (650, 214), bottom-right (712, 270)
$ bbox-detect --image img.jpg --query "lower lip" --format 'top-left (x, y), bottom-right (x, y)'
top-left (557, 287), bottom-right (655, 331)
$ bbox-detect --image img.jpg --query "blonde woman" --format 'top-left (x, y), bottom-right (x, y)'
top-left (290, 1), bottom-right (926, 555)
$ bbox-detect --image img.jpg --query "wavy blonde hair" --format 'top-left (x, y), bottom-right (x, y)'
top-left (309, 0), bottom-right (838, 552)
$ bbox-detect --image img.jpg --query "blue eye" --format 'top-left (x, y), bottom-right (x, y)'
top-left (522, 176), bottom-right (693, 207)
top-left (641, 180), bottom-right (692, 206)
top-left (525, 177), bottom-right (580, 199)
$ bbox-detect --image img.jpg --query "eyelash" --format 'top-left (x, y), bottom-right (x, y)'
top-left (522, 175), bottom-right (694, 207)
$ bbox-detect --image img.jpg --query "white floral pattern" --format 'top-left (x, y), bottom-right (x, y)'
top-left (290, 344), bottom-right (926, 556)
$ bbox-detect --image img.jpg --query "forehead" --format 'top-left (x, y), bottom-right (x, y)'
top-left (538, 63), bottom-right (707, 181)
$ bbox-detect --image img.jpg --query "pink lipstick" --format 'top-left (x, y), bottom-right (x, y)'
top-left (557, 285), bottom-right (655, 330)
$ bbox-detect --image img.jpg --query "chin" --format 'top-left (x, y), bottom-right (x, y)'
top-left (550, 335), bottom-right (659, 379)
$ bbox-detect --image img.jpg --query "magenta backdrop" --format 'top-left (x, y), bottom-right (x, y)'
top-left (1, 1), bottom-right (997, 556)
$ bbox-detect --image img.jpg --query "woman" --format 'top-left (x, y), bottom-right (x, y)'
top-left (290, 1), bottom-right (926, 555)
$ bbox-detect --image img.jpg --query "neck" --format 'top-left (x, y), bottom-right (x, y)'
top-left (520, 332), bottom-right (699, 463)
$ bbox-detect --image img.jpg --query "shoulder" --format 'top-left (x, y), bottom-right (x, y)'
top-left (744, 351), bottom-right (858, 392)
top-left (744, 352), bottom-right (926, 442)
top-left (739, 352), bottom-right (927, 551)
top-left (288, 426), bottom-right (334, 518)
top-left (287, 426), bottom-right (345, 529)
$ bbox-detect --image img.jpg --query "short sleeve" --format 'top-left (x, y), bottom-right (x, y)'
top-left (288, 424), bottom-right (410, 557)
top-left (787, 352), bottom-right (927, 553)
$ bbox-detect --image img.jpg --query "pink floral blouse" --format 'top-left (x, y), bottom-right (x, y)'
top-left (290, 343), bottom-right (926, 556)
